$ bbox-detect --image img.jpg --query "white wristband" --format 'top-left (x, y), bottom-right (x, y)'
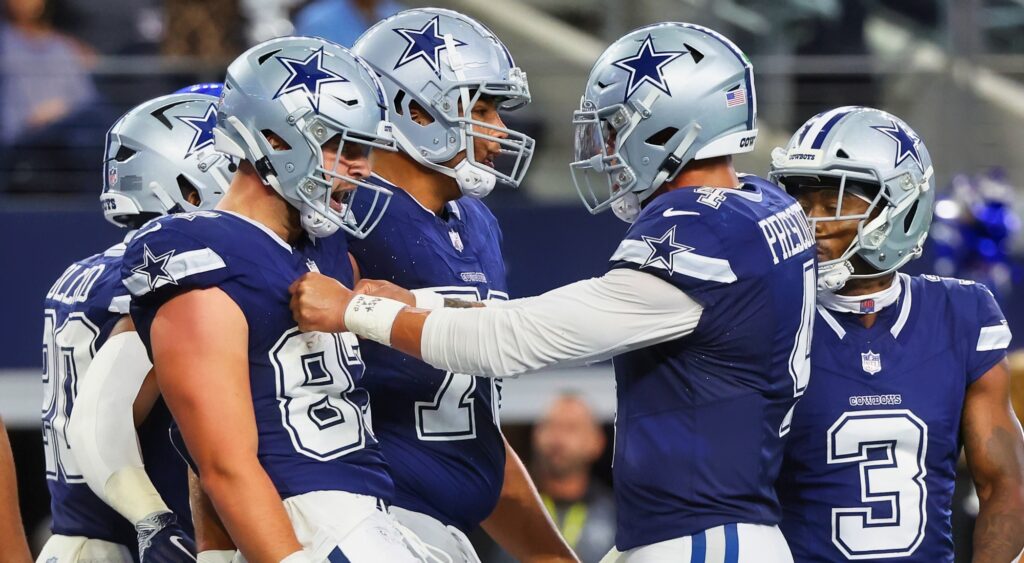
top-left (280, 551), bottom-right (314, 563)
top-left (345, 294), bottom-right (406, 346)
top-left (197, 550), bottom-right (236, 563)
top-left (411, 289), bottom-right (445, 310)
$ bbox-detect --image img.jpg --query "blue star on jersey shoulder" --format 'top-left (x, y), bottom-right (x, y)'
top-left (132, 245), bottom-right (177, 291)
top-left (871, 119), bottom-right (923, 169)
top-left (176, 103), bottom-right (217, 157)
top-left (392, 15), bottom-right (466, 75)
top-left (641, 225), bottom-right (693, 270)
top-left (612, 34), bottom-right (687, 102)
top-left (274, 46), bottom-right (348, 114)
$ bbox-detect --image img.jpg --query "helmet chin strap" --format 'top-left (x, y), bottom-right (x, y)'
top-left (390, 121), bottom-right (497, 199)
top-left (818, 260), bottom-right (855, 292)
top-left (219, 115), bottom-right (339, 237)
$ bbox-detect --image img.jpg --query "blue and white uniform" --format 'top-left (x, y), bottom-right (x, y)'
top-left (122, 211), bottom-right (419, 561)
top-left (777, 275), bottom-right (1012, 562)
top-left (605, 177), bottom-right (814, 557)
top-left (39, 236), bottom-right (191, 562)
top-left (348, 176), bottom-right (507, 558)
top-left (411, 177), bottom-right (816, 562)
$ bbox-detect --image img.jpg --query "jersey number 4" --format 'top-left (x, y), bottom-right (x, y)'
top-left (827, 410), bottom-right (929, 559)
top-left (781, 259), bottom-right (815, 436)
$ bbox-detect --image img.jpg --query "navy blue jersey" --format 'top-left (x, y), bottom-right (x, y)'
top-left (607, 176), bottom-right (817, 550)
top-left (42, 237), bottom-right (191, 551)
top-left (123, 211), bottom-right (392, 501)
top-left (348, 177), bottom-right (507, 532)
top-left (777, 274), bottom-right (1011, 562)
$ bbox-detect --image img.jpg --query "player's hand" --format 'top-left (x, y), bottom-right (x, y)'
top-left (136, 511), bottom-right (196, 562)
top-left (289, 272), bottom-right (352, 333)
top-left (353, 279), bottom-right (416, 307)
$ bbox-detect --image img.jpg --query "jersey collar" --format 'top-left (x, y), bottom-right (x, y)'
top-left (221, 211), bottom-right (293, 253)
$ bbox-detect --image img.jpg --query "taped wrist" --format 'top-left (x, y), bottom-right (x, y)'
top-left (411, 289), bottom-right (445, 310)
top-left (344, 295), bottom-right (406, 346)
top-left (197, 551), bottom-right (236, 563)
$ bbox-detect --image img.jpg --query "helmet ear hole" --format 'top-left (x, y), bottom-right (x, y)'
top-left (114, 146), bottom-right (137, 162)
top-left (646, 127), bottom-right (679, 147)
top-left (393, 90), bottom-right (406, 117)
top-left (835, 148), bottom-right (850, 159)
top-left (177, 175), bottom-right (201, 207)
top-left (261, 130), bottom-right (292, 151)
top-left (904, 200), bottom-right (920, 233)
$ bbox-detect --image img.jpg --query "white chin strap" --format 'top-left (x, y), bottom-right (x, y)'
top-left (300, 203), bottom-right (339, 238)
top-left (453, 159), bottom-right (496, 199)
top-left (611, 192), bottom-right (642, 223)
top-left (818, 260), bottom-right (855, 292)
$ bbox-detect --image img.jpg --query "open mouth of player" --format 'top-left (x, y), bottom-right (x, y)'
top-left (330, 187), bottom-right (348, 212)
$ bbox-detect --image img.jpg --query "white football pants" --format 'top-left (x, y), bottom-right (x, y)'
top-left (390, 506), bottom-right (481, 563)
top-left (36, 534), bottom-right (134, 563)
top-left (231, 491), bottom-right (433, 562)
top-left (600, 523), bottom-right (794, 563)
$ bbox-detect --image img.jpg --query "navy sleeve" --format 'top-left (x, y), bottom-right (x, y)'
top-left (608, 193), bottom-right (741, 306)
top-left (965, 283), bottom-right (1011, 384)
top-left (121, 217), bottom-right (237, 352)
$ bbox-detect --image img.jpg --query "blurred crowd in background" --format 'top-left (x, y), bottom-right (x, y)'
top-left (3, 0), bottom-right (1024, 561)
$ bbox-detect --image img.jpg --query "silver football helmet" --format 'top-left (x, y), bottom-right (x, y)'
top-left (353, 8), bottom-right (534, 198)
top-left (770, 106), bottom-right (935, 291)
top-left (215, 36), bottom-right (397, 238)
top-left (101, 92), bottom-right (232, 228)
top-left (571, 23), bottom-right (758, 222)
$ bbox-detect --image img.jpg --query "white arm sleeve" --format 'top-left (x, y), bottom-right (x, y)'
top-left (67, 330), bottom-right (169, 524)
top-left (420, 268), bottom-right (703, 377)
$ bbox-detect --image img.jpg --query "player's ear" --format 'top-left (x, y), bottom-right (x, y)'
top-left (262, 130), bottom-right (291, 151)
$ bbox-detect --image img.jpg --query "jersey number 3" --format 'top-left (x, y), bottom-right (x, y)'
top-left (827, 410), bottom-right (929, 559)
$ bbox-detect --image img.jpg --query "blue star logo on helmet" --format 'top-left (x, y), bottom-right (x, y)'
top-left (871, 119), bottom-right (923, 169)
top-left (392, 15), bottom-right (466, 75)
top-left (274, 46), bottom-right (348, 114)
top-left (176, 103), bottom-right (218, 157)
top-left (612, 34), bottom-right (686, 102)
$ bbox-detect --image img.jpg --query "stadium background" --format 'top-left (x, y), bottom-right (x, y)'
top-left (1, 0), bottom-right (1023, 560)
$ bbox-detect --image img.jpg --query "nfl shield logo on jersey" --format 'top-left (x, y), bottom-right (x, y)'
top-left (449, 230), bottom-right (464, 252)
top-left (861, 350), bottom-right (882, 375)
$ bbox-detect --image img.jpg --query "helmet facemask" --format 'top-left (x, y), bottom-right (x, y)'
top-left (773, 161), bottom-right (932, 291)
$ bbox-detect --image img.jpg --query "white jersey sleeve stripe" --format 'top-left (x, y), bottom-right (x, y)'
top-left (123, 248), bottom-right (226, 296)
top-left (977, 324), bottom-right (1012, 351)
top-left (611, 239), bottom-right (737, 284)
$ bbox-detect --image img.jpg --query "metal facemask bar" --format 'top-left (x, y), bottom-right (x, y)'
top-left (297, 111), bottom-right (397, 239)
top-left (570, 99), bottom-right (641, 215)
top-left (771, 162), bottom-right (923, 281)
top-left (433, 35), bottom-right (535, 187)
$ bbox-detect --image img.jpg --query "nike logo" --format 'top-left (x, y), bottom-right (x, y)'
top-left (169, 536), bottom-right (195, 559)
top-left (663, 208), bottom-right (700, 217)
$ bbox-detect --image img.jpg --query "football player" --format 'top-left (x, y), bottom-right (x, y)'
top-left (347, 8), bottom-right (574, 562)
top-left (121, 37), bottom-right (428, 562)
top-left (65, 87), bottom-right (237, 563)
top-left (38, 90), bottom-right (231, 563)
top-left (771, 106), bottom-right (1024, 562)
top-left (1, 415), bottom-right (32, 563)
top-left (291, 23), bottom-right (812, 562)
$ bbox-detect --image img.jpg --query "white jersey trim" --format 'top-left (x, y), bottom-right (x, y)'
top-left (890, 273), bottom-right (913, 339)
top-left (816, 305), bottom-right (847, 340)
top-left (977, 324), bottom-right (1012, 352)
top-left (123, 248), bottom-right (227, 296)
top-left (611, 239), bottom-right (737, 284)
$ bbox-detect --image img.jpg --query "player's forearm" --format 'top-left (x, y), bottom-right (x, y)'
top-left (190, 468), bottom-right (236, 553)
top-left (482, 440), bottom-right (578, 563)
top-left (199, 456), bottom-right (302, 562)
top-left (972, 480), bottom-right (1024, 563)
top-left (0, 419), bottom-right (32, 563)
